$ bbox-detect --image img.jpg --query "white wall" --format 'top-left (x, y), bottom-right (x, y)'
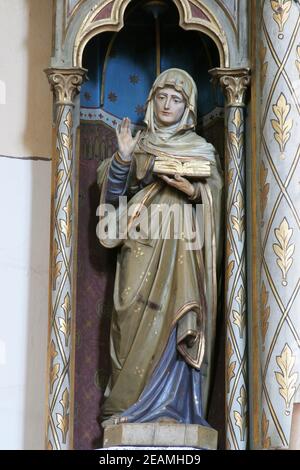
top-left (0, 0), bottom-right (52, 157)
top-left (0, 0), bottom-right (52, 450)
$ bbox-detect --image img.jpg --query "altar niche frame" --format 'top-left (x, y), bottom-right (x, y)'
top-left (45, 0), bottom-right (251, 450)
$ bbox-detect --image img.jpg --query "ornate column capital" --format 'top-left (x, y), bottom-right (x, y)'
top-left (45, 67), bottom-right (87, 106)
top-left (209, 67), bottom-right (251, 107)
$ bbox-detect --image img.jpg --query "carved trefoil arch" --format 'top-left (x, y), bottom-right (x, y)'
top-left (71, 0), bottom-right (230, 67)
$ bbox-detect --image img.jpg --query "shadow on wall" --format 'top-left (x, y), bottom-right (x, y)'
top-left (23, 0), bottom-right (53, 157)
top-left (23, 0), bottom-right (53, 450)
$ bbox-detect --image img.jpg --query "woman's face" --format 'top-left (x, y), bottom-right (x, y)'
top-left (154, 86), bottom-right (186, 126)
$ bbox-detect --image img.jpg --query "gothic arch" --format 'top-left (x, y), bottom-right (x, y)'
top-left (58, 0), bottom-right (235, 68)
top-left (172, 0), bottom-right (229, 67)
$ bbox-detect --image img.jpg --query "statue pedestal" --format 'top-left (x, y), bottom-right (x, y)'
top-left (103, 423), bottom-right (218, 450)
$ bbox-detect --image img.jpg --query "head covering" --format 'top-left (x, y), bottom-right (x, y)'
top-left (144, 68), bottom-right (197, 133)
top-left (139, 68), bottom-right (217, 162)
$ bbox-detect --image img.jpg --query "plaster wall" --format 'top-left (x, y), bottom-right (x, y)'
top-left (0, 0), bottom-right (52, 449)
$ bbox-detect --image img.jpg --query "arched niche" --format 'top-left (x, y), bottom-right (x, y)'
top-left (46, 0), bottom-right (250, 451)
top-left (75, 0), bottom-right (225, 450)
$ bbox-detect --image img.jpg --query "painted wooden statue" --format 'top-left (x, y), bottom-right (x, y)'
top-left (97, 68), bottom-right (223, 427)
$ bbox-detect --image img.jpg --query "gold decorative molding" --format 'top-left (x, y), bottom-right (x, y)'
top-left (73, 0), bottom-right (131, 67)
top-left (173, 0), bottom-right (229, 67)
top-left (260, 161), bottom-right (269, 222)
top-left (45, 68), bottom-right (87, 106)
top-left (260, 44), bottom-right (268, 89)
top-left (73, 0), bottom-right (229, 67)
top-left (210, 67), bottom-right (251, 107)
top-left (261, 282), bottom-right (270, 349)
top-left (250, 0), bottom-right (261, 448)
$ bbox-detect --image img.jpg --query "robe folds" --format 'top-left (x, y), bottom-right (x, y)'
top-left (97, 148), bottom-right (223, 424)
top-left (96, 68), bottom-right (223, 426)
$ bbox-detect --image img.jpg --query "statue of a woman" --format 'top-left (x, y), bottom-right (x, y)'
top-left (97, 69), bottom-right (223, 427)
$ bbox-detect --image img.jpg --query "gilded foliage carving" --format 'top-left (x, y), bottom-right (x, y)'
top-left (270, 0), bottom-right (292, 36)
top-left (62, 110), bottom-right (73, 160)
top-left (260, 161), bottom-right (269, 221)
top-left (271, 93), bottom-right (293, 156)
top-left (45, 69), bottom-right (86, 105)
top-left (233, 286), bottom-right (246, 338)
top-left (56, 388), bottom-right (70, 444)
top-left (50, 340), bottom-right (60, 394)
top-left (225, 239), bottom-right (235, 293)
top-left (261, 282), bottom-right (270, 347)
top-left (60, 197), bottom-right (72, 247)
top-left (219, 74), bottom-right (250, 107)
top-left (46, 69), bottom-right (87, 450)
top-left (60, 293), bottom-right (71, 347)
top-left (64, 109), bottom-right (73, 129)
top-left (227, 338), bottom-right (236, 394)
top-left (53, 238), bottom-right (62, 291)
top-left (275, 344), bottom-right (299, 413)
top-left (219, 73), bottom-right (249, 448)
top-left (226, 238), bottom-right (233, 258)
top-left (273, 218), bottom-right (295, 286)
top-left (232, 107), bottom-right (242, 129)
top-left (233, 385), bottom-right (247, 441)
top-left (56, 169), bottom-right (64, 198)
top-left (260, 0), bottom-right (300, 451)
top-left (229, 131), bottom-right (243, 156)
top-left (262, 409), bottom-right (271, 449)
top-left (231, 191), bottom-right (245, 241)
top-left (229, 108), bottom-right (243, 161)
top-left (226, 260), bottom-right (235, 283)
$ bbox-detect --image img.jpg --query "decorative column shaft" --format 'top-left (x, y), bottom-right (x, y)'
top-left (210, 67), bottom-right (251, 450)
top-left (259, 0), bottom-right (300, 450)
top-left (45, 68), bottom-right (86, 450)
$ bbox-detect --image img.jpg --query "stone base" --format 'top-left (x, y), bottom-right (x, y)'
top-left (103, 423), bottom-right (218, 450)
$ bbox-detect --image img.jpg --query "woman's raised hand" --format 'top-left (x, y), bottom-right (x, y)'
top-left (116, 117), bottom-right (141, 162)
top-left (159, 173), bottom-right (195, 198)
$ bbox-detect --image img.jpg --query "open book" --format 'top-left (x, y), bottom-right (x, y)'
top-left (153, 156), bottom-right (211, 178)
